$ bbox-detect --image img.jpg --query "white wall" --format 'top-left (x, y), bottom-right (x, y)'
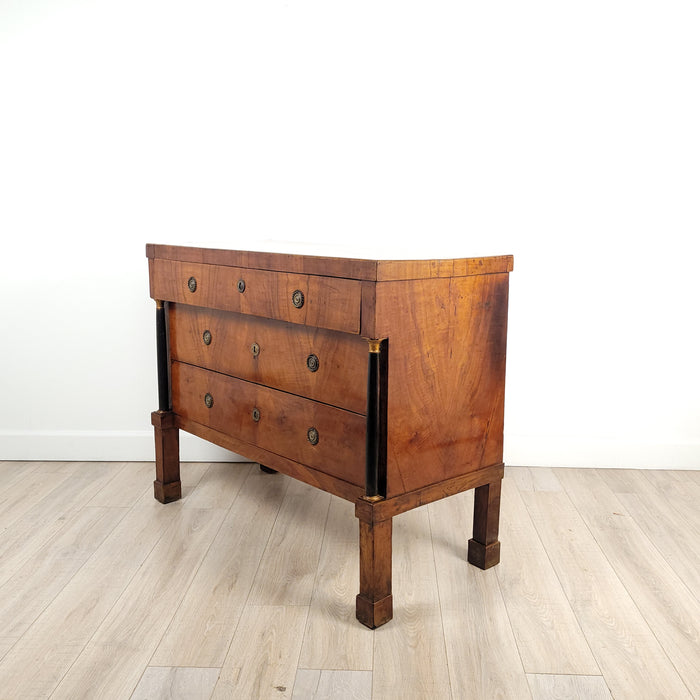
top-left (1, 1), bottom-right (698, 468)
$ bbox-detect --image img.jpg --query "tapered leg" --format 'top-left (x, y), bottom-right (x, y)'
top-left (468, 479), bottom-right (502, 569)
top-left (152, 410), bottom-right (181, 503)
top-left (356, 514), bottom-right (393, 628)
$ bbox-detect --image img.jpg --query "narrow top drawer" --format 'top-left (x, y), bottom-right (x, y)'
top-left (149, 259), bottom-right (362, 334)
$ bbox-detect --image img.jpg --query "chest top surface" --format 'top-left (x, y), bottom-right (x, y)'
top-left (146, 243), bottom-right (513, 282)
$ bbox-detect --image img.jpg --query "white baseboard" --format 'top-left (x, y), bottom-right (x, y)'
top-left (1, 431), bottom-right (698, 469)
top-left (0, 431), bottom-right (247, 463)
top-left (505, 434), bottom-right (700, 470)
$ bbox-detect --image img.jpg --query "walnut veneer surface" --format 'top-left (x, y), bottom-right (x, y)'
top-left (147, 243), bottom-right (513, 628)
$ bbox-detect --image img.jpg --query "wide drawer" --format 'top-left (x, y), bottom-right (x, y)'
top-left (169, 305), bottom-right (368, 415)
top-left (171, 362), bottom-right (366, 487)
top-left (150, 259), bottom-right (362, 334)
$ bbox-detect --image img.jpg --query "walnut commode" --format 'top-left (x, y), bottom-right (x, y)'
top-left (147, 244), bottom-right (513, 628)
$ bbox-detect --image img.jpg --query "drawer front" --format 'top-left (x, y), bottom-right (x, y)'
top-left (151, 259), bottom-right (361, 334)
top-left (169, 305), bottom-right (368, 415)
top-left (172, 362), bottom-right (366, 487)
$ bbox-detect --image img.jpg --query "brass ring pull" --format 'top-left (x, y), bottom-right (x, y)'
top-left (202, 330), bottom-right (212, 345)
top-left (292, 289), bottom-right (304, 308)
top-left (204, 393), bottom-right (214, 408)
top-left (252, 407), bottom-right (261, 422)
top-left (306, 354), bottom-right (319, 372)
top-left (187, 277), bottom-right (197, 293)
top-left (237, 279), bottom-right (246, 293)
top-left (307, 427), bottom-right (319, 445)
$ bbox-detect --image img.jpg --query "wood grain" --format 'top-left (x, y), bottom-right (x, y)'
top-left (596, 468), bottom-right (700, 599)
top-left (641, 469), bottom-right (700, 530)
top-left (356, 516), bottom-right (393, 629)
top-left (0, 639), bottom-right (14, 664)
top-left (497, 477), bottom-right (599, 674)
top-left (150, 258), bottom-right (362, 334)
top-left (247, 479), bottom-right (330, 606)
top-left (175, 416), bottom-right (364, 503)
top-left (520, 488), bottom-right (693, 699)
top-left (130, 667), bottom-right (220, 700)
top-left (527, 673), bottom-right (612, 700)
top-left (556, 467), bottom-right (700, 693)
top-left (0, 468), bottom-right (71, 531)
top-left (152, 409), bottom-right (181, 503)
top-left (298, 497), bottom-right (373, 671)
top-left (505, 465), bottom-right (563, 493)
top-left (429, 492), bottom-right (531, 699)
top-left (172, 361), bottom-right (367, 487)
top-left (169, 303), bottom-right (368, 414)
top-left (147, 243), bottom-right (380, 280)
top-left (212, 605), bottom-right (308, 700)
top-left (374, 273), bottom-right (510, 496)
top-left (0, 461), bottom-right (38, 490)
top-left (180, 461), bottom-right (251, 510)
top-left (0, 502), bottom-right (179, 698)
top-left (0, 463), bottom-right (698, 699)
top-left (376, 254), bottom-right (513, 281)
top-left (50, 508), bottom-right (227, 700)
top-left (372, 507), bottom-right (452, 699)
top-left (354, 463), bottom-right (504, 523)
top-left (151, 467), bottom-right (288, 667)
top-left (86, 461), bottom-right (153, 507)
top-left (292, 669), bottom-right (372, 699)
top-left (0, 462), bottom-right (118, 587)
top-left (0, 506), bottom-right (124, 639)
top-left (147, 243), bottom-right (513, 282)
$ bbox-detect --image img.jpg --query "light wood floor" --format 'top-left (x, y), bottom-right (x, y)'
top-left (0, 461), bottom-right (698, 700)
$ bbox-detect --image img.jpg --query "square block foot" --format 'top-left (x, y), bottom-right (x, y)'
top-left (356, 594), bottom-right (393, 629)
top-left (467, 538), bottom-right (501, 569)
top-left (154, 480), bottom-right (182, 504)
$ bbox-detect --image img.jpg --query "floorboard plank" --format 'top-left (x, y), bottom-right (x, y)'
top-left (429, 492), bottom-right (530, 700)
top-left (130, 667), bottom-right (220, 700)
top-left (87, 462), bottom-right (153, 507)
top-left (521, 485), bottom-right (693, 699)
top-left (293, 669), bottom-right (372, 700)
top-left (247, 478), bottom-right (331, 606)
top-left (0, 469), bottom-right (71, 532)
top-left (526, 673), bottom-right (612, 699)
top-left (0, 462), bottom-right (697, 700)
top-left (151, 467), bottom-right (288, 667)
top-left (640, 469), bottom-right (700, 533)
top-left (0, 462), bottom-right (120, 587)
top-left (0, 639), bottom-right (15, 664)
top-left (50, 508), bottom-right (226, 700)
top-left (181, 462), bottom-right (252, 510)
top-left (373, 506), bottom-right (452, 700)
top-left (556, 468), bottom-right (700, 695)
top-left (497, 477), bottom-right (599, 674)
top-left (0, 503), bottom-right (180, 698)
top-left (507, 466), bottom-right (563, 493)
top-left (212, 605), bottom-right (307, 700)
top-left (0, 506), bottom-right (125, 639)
top-left (597, 469), bottom-right (700, 601)
top-left (298, 497), bottom-right (373, 672)
top-left (0, 461), bottom-right (40, 494)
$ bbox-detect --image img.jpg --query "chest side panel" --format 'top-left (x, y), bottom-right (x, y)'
top-left (376, 272), bottom-right (510, 497)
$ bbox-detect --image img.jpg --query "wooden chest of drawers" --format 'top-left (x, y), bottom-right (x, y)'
top-left (147, 244), bottom-right (513, 628)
